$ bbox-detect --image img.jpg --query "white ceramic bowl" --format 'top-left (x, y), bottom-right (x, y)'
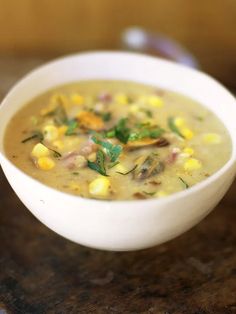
top-left (0, 52), bottom-right (236, 251)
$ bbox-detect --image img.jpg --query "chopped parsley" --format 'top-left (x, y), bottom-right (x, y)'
top-left (143, 191), bottom-right (156, 196)
top-left (65, 120), bottom-right (78, 136)
top-left (87, 149), bottom-right (108, 176)
top-left (101, 112), bottom-right (112, 122)
top-left (21, 131), bottom-right (44, 143)
top-left (114, 118), bottom-right (130, 144)
top-left (168, 117), bottom-right (184, 138)
top-left (91, 135), bottom-right (122, 162)
top-left (128, 126), bottom-right (165, 141)
top-left (178, 177), bottom-right (189, 189)
top-left (41, 143), bottom-right (61, 158)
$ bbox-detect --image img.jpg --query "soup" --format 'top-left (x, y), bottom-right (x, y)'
top-left (4, 80), bottom-right (231, 200)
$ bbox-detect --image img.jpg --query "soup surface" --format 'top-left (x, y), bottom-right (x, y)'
top-left (4, 80), bottom-right (231, 200)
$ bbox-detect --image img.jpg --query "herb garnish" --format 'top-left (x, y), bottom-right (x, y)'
top-left (105, 130), bottom-right (116, 138)
top-left (66, 120), bottom-right (78, 136)
top-left (178, 177), bottom-right (189, 189)
top-left (129, 126), bottom-right (164, 141)
top-left (91, 135), bottom-right (122, 162)
top-left (114, 118), bottom-right (130, 144)
top-left (143, 191), bottom-right (156, 196)
top-left (21, 131), bottom-right (44, 143)
top-left (41, 143), bottom-right (62, 158)
top-left (87, 149), bottom-right (108, 176)
top-left (53, 104), bottom-right (68, 125)
top-left (142, 109), bottom-right (153, 118)
top-left (116, 164), bottom-right (137, 175)
top-left (168, 117), bottom-right (184, 138)
top-left (101, 112), bottom-right (111, 122)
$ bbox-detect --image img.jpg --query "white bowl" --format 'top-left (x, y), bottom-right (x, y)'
top-left (0, 52), bottom-right (236, 251)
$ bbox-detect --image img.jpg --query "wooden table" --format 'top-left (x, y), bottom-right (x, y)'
top-left (0, 57), bottom-right (235, 314)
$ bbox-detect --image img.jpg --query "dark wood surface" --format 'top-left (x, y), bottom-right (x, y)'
top-left (0, 58), bottom-right (236, 314)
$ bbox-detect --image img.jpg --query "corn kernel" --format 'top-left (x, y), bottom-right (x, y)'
top-left (58, 125), bottom-right (68, 136)
top-left (147, 96), bottom-right (164, 108)
top-left (115, 93), bottom-right (129, 105)
top-left (31, 143), bottom-right (50, 158)
top-left (53, 140), bottom-right (64, 150)
top-left (43, 125), bottom-right (59, 142)
top-left (181, 128), bottom-right (194, 140)
top-left (70, 93), bottom-right (84, 105)
top-left (37, 157), bottom-right (55, 170)
top-left (184, 158), bottom-right (202, 171)
top-left (183, 147), bottom-right (194, 156)
top-left (174, 117), bottom-right (185, 127)
top-left (203, 133), bottom-right (221, 144)
top-left (89, 177), bottom-right (110, 197)
top-left (156, 190), bottom-right (168, 198)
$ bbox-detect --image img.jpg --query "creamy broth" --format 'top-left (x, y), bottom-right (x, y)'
top-left (4, 80), bottom-right (231, 200)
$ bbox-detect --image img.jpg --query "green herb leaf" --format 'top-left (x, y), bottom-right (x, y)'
top-left (178, 177), bottom-right (189, 189)
top-left (115, 118), bottom-right (130, 144)
top-left (41, 143), bottom-right (62, 158)
top-left (116, 164), bottom-right (137, 175)
top-left (168, 117), bottom-right (184, 138)
top-left (53, 104), bottom-right (68, 125)
top-left (142, 109), bottom-right (153, 118)
top-left (105, 129), bottom-right (116, 138)
top-left (143, 191), bottom-right (156, 196)
top-left (87, 149), bottom-right (108, 176)
top-left (128, 127), bottom-right (164, 141)
top-left (91, 136), bottom-right (122, 162)
top-left (21, 131), bottom-right (44, 143)
top-left (72, 172), bottom-right (79, 175)
top-left (101, 112), bottom-right (111, 122)
top-left (66, 120), bottom-right (78, 136)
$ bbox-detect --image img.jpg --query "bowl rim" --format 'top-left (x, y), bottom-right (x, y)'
top-left (0, 50), bottom-right (236, 206)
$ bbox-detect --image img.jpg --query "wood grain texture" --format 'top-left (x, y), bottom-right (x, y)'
top-left (0, 58), bottom-right (236, 314)
top-left (0, 0), bottom-right (236, 86)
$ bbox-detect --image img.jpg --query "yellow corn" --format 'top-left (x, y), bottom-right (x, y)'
top-left (183, 147), bottom-right (194, 156)
top-left (174, 117), bottom-right (185, 127)
top-left (37, 157), bottom-right (55, 170)
top-left (147, 96), bottom-right (164, 108)
top-left (115, 93), bottom-right (129, 105)
top-left (70, 93), bottom-right (84, 105)
top-left (181, 128), bottom-right (194, 140)
top-left (43, 125), bottom-right (59, 142)
top-left (184, 158), bottom-right (202, 171)
top-left (203, 133), bottom-right (221, 144)
top-left (31, 143), bottom-right (50, 158)
top-left (89, 177), bottom-right (110, 197)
